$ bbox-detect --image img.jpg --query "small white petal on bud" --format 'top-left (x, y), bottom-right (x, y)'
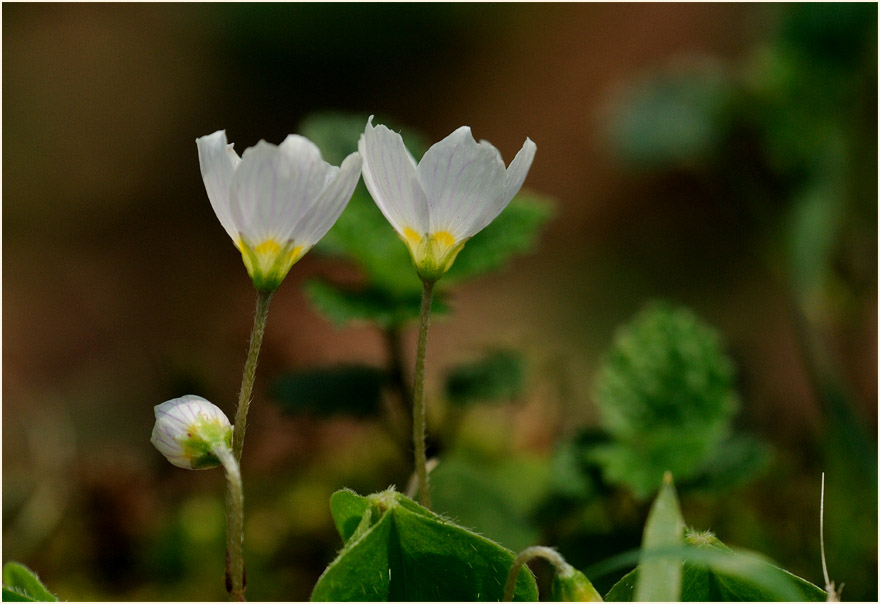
top-left (151, 395), bottom-right (233, 470)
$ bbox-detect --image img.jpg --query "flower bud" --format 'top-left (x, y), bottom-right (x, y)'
top-left (550, 565), bottom-right (603, 602)
top-left (151, 395), bottom-right (233, 470)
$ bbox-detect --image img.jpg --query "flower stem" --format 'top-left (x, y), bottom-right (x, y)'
top-left (412, 279), bottom-right (435, 508)
top-left (503, 546), bottom-right (571, 602)
top-left (232, 289), bottom-right (273, 462)
top-left (214, 445), bottom-right (246, 601)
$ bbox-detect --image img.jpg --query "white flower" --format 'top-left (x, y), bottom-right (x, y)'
top-left (358, 117), bottom-right (536, 282)
top-left (196, 130), bottom-right (362, 292)
top-left (151, 395), bottom-right (233, 470)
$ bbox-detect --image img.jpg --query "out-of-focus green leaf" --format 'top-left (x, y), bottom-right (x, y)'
top-left (444, 349), bottom-right (526, 407)
top-left (605, 530), bottom-right (826, 602)
top-left (300, 111), bottom-right (430, 167)
top-left (430, 453), bottom-right (548, 552)
top-left (786, 179), bottom-right (846, 307)
top-left (270, 364), bottom-right (387, 418)
top-left (2, 563), bottom-right (57, 602)
top-left (299, 112), bottom-right (369, 166)
top-left (635, 472), bottom-right (685, 601)
top-left (606, 59), bottom-right (734, 167)
top-left (317, 189), bottom-right (422, 297)
top-left (444, 193), bottom-right (555, 283)
top-left (690, 435), bottom-right (772, 492)
top-left (312, 489), bottom-right (539, 601)
top-left (305, 279), bottom-right (449, 328)
top-left (592, 302), bottom-right (739, 498)
top-left (547, 433), bottom-right (602, 500)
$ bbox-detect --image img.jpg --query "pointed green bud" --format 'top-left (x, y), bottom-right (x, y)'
top-left (551, 564), bottom-right (603, 602)
top-left (151, 395), bottom-right (233, 470)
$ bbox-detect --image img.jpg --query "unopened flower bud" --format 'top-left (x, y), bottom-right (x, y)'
top-left (151, 395), bottom-right (232, 470)
top-left (550, 564), bottom-right (603, 602)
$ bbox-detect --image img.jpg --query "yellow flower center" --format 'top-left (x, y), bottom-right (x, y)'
top-left (237, 237), bottom-right (305, 292)
top-left (400, 228), bottom-right (466, 282)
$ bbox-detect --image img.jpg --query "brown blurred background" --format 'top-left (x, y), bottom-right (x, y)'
top-left (3, 3), bottom-right (876, 601)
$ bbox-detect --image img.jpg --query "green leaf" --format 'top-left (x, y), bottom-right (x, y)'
top-left (604, 533), bottom-right (826, 602)
top-left (305, 279), bottom-right (448, 328)
top-left (330, 489), bottom-right (374, 543)
top-left (635, 472), bottom-right (685, 601)
top-left (593, 302), bottom-right (740, 498)
top-left (445, 349), bottom-right (526, 407)
top-left (429, 453), bottom-right (547, 553)
top-left (690, 435), bottom-right (772, 492)
top-left (444, 193), bottom-right (555, 283)
top-left (270, 364), bottom-right (387, 418)
top-left (606, 61), bottom-right (734, 167)
top-left (312, 489), bottom-right (539, 601)
top-left (2, 562), bottom-right (57, 602)
top-left (299, 112), bottom-right (430, 168)
top-left (316, 189), bottom-right (422, 297)
top-left (3, 586), bottom-right (39, 602)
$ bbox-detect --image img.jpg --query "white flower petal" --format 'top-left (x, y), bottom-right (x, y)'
top-left (416, 126), bottom-right (507, 240)
top-left (459, 136), bottom-right (537, 238)
top-left (196, 130), bottom-right (241, 243)
top-left (503, 137), bottom-right (537, 204)
top-left (291, 151), bottom-right (362, 248)
top-left (229, 136), bottom-right (332, 245)
top-left (359, 117), bottom-right (429, 237)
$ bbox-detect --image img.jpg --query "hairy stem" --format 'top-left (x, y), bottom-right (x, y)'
top-left (503, 546), bottom-right (571, 602)
top-left (232, 290), bottom-right (273, 462)
top-left (215, 445), bottom-right (246, 601)
top-left (412, 280), bottom-right (435, 508)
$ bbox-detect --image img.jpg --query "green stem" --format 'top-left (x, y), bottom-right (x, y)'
top-left (232, 290), bottom-right (273, 462)
top-left (412, 280), bottom-right (434, 508)
top-left (503, 546), bottom-right (570, 603)
top-left (215, 445), bottom-right (246, 601)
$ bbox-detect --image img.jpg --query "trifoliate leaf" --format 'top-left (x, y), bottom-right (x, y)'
top-left (270, 365), bottom-right (387, 418)
top-left (2, 563), bottom-right (57, 602)
top-left (444, 349), bottom-right (526, 407)
top-left (312, 489), bottom-right (539, 601)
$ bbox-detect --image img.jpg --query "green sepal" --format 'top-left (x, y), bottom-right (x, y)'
top-left (180, 421), bottom-right (232, 470)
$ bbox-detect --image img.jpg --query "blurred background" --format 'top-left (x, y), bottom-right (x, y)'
top-left (3, 3), bottom-right (876, 601)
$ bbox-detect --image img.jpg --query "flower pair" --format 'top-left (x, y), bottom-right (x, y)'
top-left (196, 117), bottom-right (536, 290)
